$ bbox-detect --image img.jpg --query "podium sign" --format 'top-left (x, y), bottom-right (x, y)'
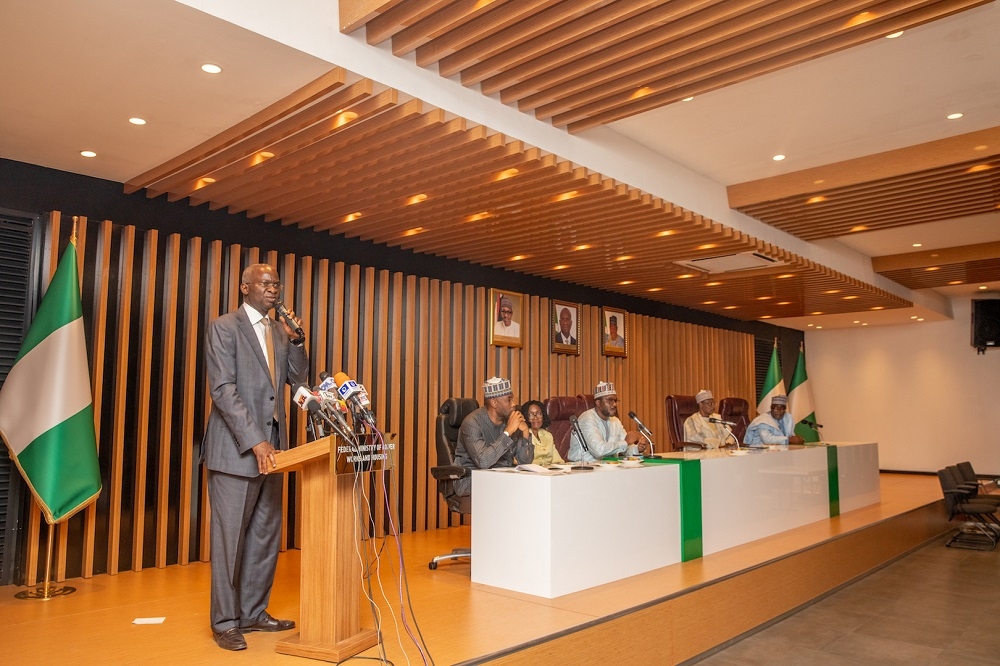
top-left (333, 434), bottom-right (394, 475)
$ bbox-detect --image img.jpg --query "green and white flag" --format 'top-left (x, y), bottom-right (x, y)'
top-left (788, 342), bottom-right (820, 442)
top-left (757, 339), bottom-right (786, 415)
top-left (0, 238), bottom-right (101, 524)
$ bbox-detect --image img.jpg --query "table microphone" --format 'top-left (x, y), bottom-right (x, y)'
top-left (800, 419), bottom-right (824, 429)
top-left (627, 410), bottom-right (656, 457)
top-left (567, 415), bottom-right (594, 471)
top-left (708, 417), bottom-right (737, 427)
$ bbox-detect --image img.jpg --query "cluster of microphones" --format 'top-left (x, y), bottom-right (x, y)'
top-left (292, 371), bottom-right (378, 445)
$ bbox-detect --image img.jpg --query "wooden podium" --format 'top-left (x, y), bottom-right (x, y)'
top-left (272, 436), bottom-right (380, 661)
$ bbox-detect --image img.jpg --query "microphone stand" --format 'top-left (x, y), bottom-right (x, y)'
top-left (568, 417), bottom-right (594, 471)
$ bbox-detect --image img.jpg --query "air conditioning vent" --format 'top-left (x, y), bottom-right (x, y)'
top-left (674, 251), bottom-right (785, 274)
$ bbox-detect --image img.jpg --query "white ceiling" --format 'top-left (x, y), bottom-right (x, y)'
top-left (2, 0), bottom-right (999, 328)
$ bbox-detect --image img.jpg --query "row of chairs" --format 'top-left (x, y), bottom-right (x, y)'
top-left (938, 462), bottom-right (1000, 551)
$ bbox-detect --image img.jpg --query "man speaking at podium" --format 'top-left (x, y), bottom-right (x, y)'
top-left (202, 263), bottom-right (309, 651)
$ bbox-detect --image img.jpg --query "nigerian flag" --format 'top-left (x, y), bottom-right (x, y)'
top-left (0, 238), bottom-right (101, 524)
top-left (757, 339), bottom-right (786, 415)
top-left (788, 342), bottom-right (820, 442)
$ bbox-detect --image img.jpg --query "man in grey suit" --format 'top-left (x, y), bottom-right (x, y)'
top-left (203, 263), bottom-right (308, 651)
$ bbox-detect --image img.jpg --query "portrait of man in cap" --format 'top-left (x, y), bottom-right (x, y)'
top-left (489, 289), bottom-right (523, 347)
top-left (601, 307), bottom-right (627, 357)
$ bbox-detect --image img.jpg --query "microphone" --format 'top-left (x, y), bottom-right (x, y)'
top-left (294, 385), bottom-right (354, 442)
top-left (708, 417), bottom-right (737, 427)
top-left (333, 372), bottom-right (378, 428)
top-left (627, 410), bottom-right (656, 452)
top-left (275, 301), bottom-right (304, 338)
top-left (567, 415), bottom-right (593, 470)
top-left (800, 419), bottom-right (824, 429)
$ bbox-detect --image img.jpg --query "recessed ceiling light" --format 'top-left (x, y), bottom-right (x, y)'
top-left (871, 306), bottom-right (884, 310)
top-left (466, 212), bottom-right (492, 222)
top-left (885, 30), bottom-right (904, 38)
top-left (772, 154), bottom-right (786, 161)
top-left (979, 285), bottom-right (989, 290)
top-left (910, 315), bottom-right (918, 320)
top-left (756, 296), bottom-right (772, 300)
top-left (776, 273), bottom-right (795, 279)
top-left (631, 86), bottom-right (654, 100)
top-left (777, 301), bottom-right (791, 305)
top-left (343, 212), bottom-right (362, 223)
top-left (677, 274), bottom-right (695, 279)
top-left (807, 324), bottom-right (814, 327)
top-left (948, 280), bottom-right (962, 285)
top-left (912, 243), bottom-right (922, 248)
top-left (861, 323), bottom-right (868, 326)
top-left (917, 318), bottom-right (924, 322)
top-left (573, 244), bottom-right (592, 251)
top-left (647, 287), bottom-right (662, 292)
top-left (924, 266), bottom-right (940, 271)
top-left (555, 190), bottom-right (579, 202)
top-left (850, 226), bottom-right (868, 232)
top-left (681, 96), bottom-right (694, 102)
top-left (656, 229), bottom-right (677, 237)
top-left (974, 145), bottom-right (988, 151)
top-left (815, 326), bottom-right (823, 330)
top-left (813, 179), bottom-right (825, 184)
top-left (406, 193), bottom-right (428, 205)
top-left (201, 63), bottom-right (222, 74)
top-left (853, 320), bottom-right (861, 324)
top-left (553, 264), bottom-right (569, 270)
top-left (402, 227), bottom-right (426, 237)
top-left (697, 243), bottom-right (717, 250)
top-left (619, 280), bottom-right (635, 285)
top-left (759, 315), bottom-right (772, 320)
top-left (702, 300), bottom-right (717, 305)
top-left (510, 255), bottom-right (528, 261)
top-left (723, 305), bottom-right (737, 310)
top-left (947, 113), bottom-right (963, 120)
top-left (843, 295), bottom-right (859, 300)
top-left (810, 311), bottom-right (823, 315)
top-left (705, 281), bottom-right (722, 287)
top-left (495, 168), bottom-right (519, 181)
top-left (824, 289), bottom-right (841, 294)
top-left (615, 255), bottom-right (633, 262)
top-left (80, 150), bottom-right (97, 158)
top-left (806, 196), bottom-right (827, 204)
top-left (967, 164), bottom-right (992, 173)
top-left (128, 117), bottom-right (146, 126)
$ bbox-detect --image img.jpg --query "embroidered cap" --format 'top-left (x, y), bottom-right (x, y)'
top-left (695, 389), bottom-right (714, 404)
top-left (771, 394), bottom-right (788, 406)
top-left (594, 381), bottom-right (616, 399)
top-left (482, 376), bottom-right (512, 399)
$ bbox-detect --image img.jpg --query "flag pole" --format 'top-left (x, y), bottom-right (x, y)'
top-left (15, 522), bottom-right (76, 600)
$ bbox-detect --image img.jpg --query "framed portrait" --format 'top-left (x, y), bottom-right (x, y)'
top-left (551, 300), bottom-right (580, 355)
top-left (489, 289), bottom-right (523, 348)
top-left (601, 307), bottom-right (627, 357)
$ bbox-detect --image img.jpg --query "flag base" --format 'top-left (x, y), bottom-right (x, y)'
top-left (15, 583), bottom-right (76, 600)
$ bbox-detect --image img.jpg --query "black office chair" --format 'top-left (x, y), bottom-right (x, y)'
top-left (428, 397), bottom-right (479, 570)
top-left (937, 467), bottom-right (999, 551)
top-left (954, 461), bottom-right (1000, 504)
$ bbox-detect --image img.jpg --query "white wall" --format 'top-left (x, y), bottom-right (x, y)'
top-left (807, 296), bottom-right (1000, 474)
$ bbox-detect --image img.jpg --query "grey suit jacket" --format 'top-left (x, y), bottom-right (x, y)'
top-left (202, 306), bottom-right (309, 478)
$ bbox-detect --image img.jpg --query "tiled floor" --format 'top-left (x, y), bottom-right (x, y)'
top-left (697, 535), bottom-right (1000, 665)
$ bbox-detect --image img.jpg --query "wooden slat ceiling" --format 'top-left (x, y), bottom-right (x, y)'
top-left (339, 0), bottom-right (990, 133)
top-left (729, 126), bottom-right (1000, 292)
top-left (728, 127), bottom-right (1000, 241)
top-left (872, 241), bottom-right (1000, 289)
top-left (124, 69), bottom-right (909, 321)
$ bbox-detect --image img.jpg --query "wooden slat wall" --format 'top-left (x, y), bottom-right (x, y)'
top-left (21, 212), bottom-right (753, 583)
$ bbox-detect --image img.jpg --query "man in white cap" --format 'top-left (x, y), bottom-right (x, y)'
top-left (683, 389), bottom-right (736, 449)
top-left (453, 377), bottom-right (534, 497)
top-left (744, 395), bottom-right (804, 447)
top-left (567, 381), bottom-right (647, 463)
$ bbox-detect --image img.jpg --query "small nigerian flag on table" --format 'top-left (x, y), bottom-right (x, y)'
top-left (0, 236), bottom-right (101, 524)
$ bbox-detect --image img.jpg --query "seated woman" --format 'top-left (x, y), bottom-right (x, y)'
top-left (523, 400), bottom-right (565, 466)
top-left (683, 389), bottom-right (736, 449)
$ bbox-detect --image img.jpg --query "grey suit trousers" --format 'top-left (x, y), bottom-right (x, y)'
top-left (208, 443), bottom-right (283, 631)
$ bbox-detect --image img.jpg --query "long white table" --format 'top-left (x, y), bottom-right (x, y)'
top-left (471, 442), bottom-right (879, 598)
top-left (471, 465), bottom-right (681, 598)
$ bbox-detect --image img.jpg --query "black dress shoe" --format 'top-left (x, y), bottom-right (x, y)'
top-left (213, 627), bottom-right (248, 651)
top-left (240, 611), bottom-right (295, 633)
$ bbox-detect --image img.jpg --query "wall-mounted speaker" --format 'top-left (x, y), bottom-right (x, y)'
top-left (972, 299), bottom-right (1000, 351)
